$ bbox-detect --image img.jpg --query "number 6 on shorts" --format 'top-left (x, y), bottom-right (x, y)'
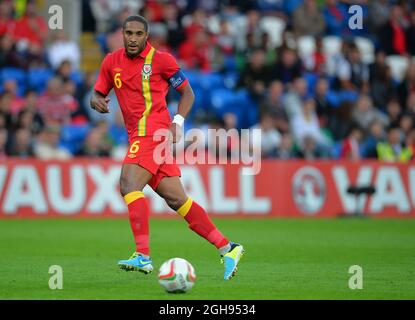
top-left (129, 141), bottom-right (140, 154)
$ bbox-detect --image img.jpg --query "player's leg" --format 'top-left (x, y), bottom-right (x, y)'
top-left (118, 163), bottom-right (154, 273)
top-left (155, 176), bottom-right (244, 280)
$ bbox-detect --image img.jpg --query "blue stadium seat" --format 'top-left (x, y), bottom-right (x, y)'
top-left (60, 124), bottom-right (90, 154)
top-left (28, 68), bottom-right (54, 93)
top-left (95, 33), bottom-right (109, 54)
top-left (70, 71), bottom-right (84, 86)
top-left (304, 72), bottom-right (318, 96)
top-left (331, 141), bottom-right (343, 159)
top-left (234, 89), bottom-right (258, 128)
top-left (183, 69), bottom-right (202, 88)
top-left (223, 71), bottom-right (239, 89)
top-left (0, 67), bottom-right (27, 96)
top-left (326, 90), bottom-right (340, 108)
top-left (210, 88), bottom-right (259, 129)
top-left (210, 88), bottom-right (236, 117)
top-left (199, 72), bottom-right (224, 91)
top-left (338, 90), bottom-right (359, 104)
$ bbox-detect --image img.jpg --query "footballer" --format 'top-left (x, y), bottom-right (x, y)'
top-left (90, 15), bottom-right (244, 280)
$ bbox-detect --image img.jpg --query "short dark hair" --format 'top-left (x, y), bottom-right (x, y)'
top-left (122, 15), bottom-right (149, 32)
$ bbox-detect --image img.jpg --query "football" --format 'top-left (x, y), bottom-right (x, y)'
top-left (158, 258), bottom-right (196, 293)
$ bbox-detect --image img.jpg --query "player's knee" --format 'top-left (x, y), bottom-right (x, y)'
top-left (119, 175), bottom-right (137, 197)
top-left (165, 194), bottom-right (188, 211)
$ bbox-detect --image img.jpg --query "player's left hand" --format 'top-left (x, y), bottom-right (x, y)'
top-left (169, 123), bottom-right (182, 144)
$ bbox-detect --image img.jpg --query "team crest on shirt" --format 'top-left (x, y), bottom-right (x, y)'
top-left (142, 64), bottom-right (152, 80)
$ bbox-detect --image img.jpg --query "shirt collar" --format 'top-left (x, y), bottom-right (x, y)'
top-left (139, 41), bottom-right (152, 58)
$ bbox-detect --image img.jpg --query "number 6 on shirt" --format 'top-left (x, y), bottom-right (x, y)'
top-left (114, 73), bottom-right (122, 89)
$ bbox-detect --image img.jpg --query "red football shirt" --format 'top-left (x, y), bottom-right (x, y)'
top-left (94, 42), bottom-right (188, 139)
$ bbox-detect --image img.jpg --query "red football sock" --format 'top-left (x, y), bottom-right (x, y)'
top-left (177, 197), bottom-right (229, 249)
top-left (124, 191), bottom-right (150, 256)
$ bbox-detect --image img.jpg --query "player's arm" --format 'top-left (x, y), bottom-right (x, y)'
top-left (169, 82), bottom-right (194, 143)
top-left (90, 54), bottom-right (113, 114)
top-left (161, 53), bottom-right (195, 142)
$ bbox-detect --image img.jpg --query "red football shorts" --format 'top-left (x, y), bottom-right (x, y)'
top-left (123, 136), bottom-right (181, 190)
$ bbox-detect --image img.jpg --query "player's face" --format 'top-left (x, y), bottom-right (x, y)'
top-left (123, 21), bottom-right (148, 57)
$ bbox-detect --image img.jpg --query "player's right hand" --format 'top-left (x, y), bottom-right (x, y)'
top-left (90, 95), bottom-right (110, 113)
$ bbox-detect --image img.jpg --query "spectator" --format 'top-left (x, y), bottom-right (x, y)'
top-left (406, 10), bottom-right (415, 56)
top-left (215, 19), bottom-right (236, 55)
top-left (291, 97), bottom-right (330, 150)
top-left (259, 80), bottom-right (289, 133)
top-left (160, 2), bottom-right (185, 51)
top-left (178, 29), bottom-right (212, 71)
top-left (8, 128), bottom-right (34, 157)
top-left (347, 43), bottom-right (369, 93)
top-left (296, 135), bottom-right (326, 160)
top-left (2, 79), bottom-right (25, 115)
top-left (368, 0), bottom-right (390, 34)
top-left (94, 120), bottom-right (114, 154)
top-left (148, 23), bottom-right (171, 52)
top-left (12, 0), bottom-right (47, 56)
top-left (14, 108), bottom-right (44, 135)
top-left (0, 127), bottom-right (7, 158)
top-left (351, 95), bottom-right (389, 131)
top-left (0, 34), bottom-right (27, 69)
top-left (323, 0), bottom-right (348, 36)
top-left (235, 9), bottom-right (265, 51)
top-left (37, 77), bottom-right (79, 125)
top-left (250, 113), bottom-right (281, 158)
top-left (398, 113), bottom-right (414, 138)
top-left (237, 48), bottom-right (271, 99)
top-left (361, 119), bottom-right (386, 158)
top-left (368, 63), bottom-right (395, 110)
top-left (76, 127), bottom-right (110, 157)
top-left (314, 77), bottom-right (334, 126)
top-left (183, 8), bottom-right (207, 38)
top-left (397, 63), bottom-right (415, 110)
top-left (378, 5), bottom-right (408, 55)
top-left (407, 92), bottom-right (415, 115)
top-left (90, 0), bottom-right (142, 33)
top-left (283, 77), bottom-right (308, 119)
top-left (55, 60), bottom-right (78, 84)
top-left (23, 90), bottom-right (39, 111)
top-left (34, 125), bottom-right (71, 160)
top-left (0, 0), bottom-right (14, 37)
top-left (385, 98), bottom-right (402, 127)
top-left (406, 128), bottom-right (415, 157)
top-left (369, 50), bottom-right (387, 83)
top-left (273, 132), bottom-right (297, 159)
top-left (326, 40), bottom-right (351, 82)
top-left (47, 30), bottom-right (81, 70)
top-left (0, 93), bottom-right (13, 130)
top-left (302, 37), bottom-right (326, 75)
top-left (377, 126), bottom-right (413, 162)
top-left (340, 125), bottom-right (363, 161)
top-left (106, 7), bottom-right (134, 53)
top-left (293, 0), bottom-right (326, 37)
top-left (272, 47), bottom-right (303, 85)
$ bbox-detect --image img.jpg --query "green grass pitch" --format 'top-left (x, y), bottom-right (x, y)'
top-left (0, 218), bottom-right (414, 300)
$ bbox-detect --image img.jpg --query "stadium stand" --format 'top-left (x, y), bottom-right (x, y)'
top-left (0, 0), bottom-right (414, 162)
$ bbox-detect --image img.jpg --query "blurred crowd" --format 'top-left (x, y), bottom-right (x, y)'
top-left (1, 0), bottom-right (415, 162)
